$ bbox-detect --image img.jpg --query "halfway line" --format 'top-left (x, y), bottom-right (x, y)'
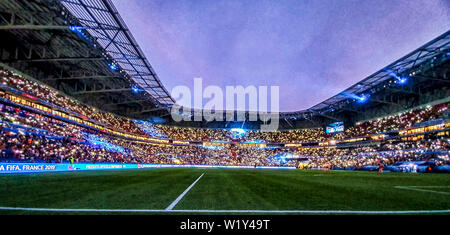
top-left (165, 173), bottom-right (205, 211)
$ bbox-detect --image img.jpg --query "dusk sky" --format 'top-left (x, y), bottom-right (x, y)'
top-left (112, 0), bottom-right (449, 112)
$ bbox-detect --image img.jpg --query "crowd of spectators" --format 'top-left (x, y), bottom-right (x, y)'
top-left (2, 68), bottom-right (449, 145)
top-left (1, 123), bottom-right (448, 168)
top-left (144, 104), bottom-right (448, 143)
top-left (343, 103), bottom-right (449, 138)
top-left (1, 69), bottom-right (147, 136)
top-left (297, 139), bottom-right (449, 169)
top-left (1, 101), bottom-right (448, 168)
top-left (0, 67), bottom-right (449, 170)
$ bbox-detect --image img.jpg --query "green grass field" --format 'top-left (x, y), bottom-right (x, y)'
top-left (0, 168), bottom-right (449, 215)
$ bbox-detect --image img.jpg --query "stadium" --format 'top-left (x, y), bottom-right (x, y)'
top-left (0, 0), bottom-right (449, 218)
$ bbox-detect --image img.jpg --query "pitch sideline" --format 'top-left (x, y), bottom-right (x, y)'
top-left (0, 206), bottom-right (449, 214)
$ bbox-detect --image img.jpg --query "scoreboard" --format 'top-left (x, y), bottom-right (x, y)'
top-left (326, 122), bottom-right (344, 134)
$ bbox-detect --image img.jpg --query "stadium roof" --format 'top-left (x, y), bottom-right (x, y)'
top-left (281, 30), bottom-right (450, 118)
top-left (0, 0), bottom-right (174, 119)
top-left (57, 1), bottom-right (449, 119)
top-left (59, 0), bottom-right (174, 106)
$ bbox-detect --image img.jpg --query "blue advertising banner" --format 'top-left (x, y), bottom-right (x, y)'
top-left (0, 163), bottom-right (296, 174)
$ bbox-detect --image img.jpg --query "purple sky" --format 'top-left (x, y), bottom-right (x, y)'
top-left (112, 0), bottom-right (449, 112)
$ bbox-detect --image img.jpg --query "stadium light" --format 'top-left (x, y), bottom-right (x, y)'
top-left (68, 26), bottom-right (85, 32)
top-left (343, 92), bottom-right (369, 103)
top-left (68, 26), bottom-right (90, 42)
top-left (132, 85), bottom-right (141, 94)
top-left (357, 94), bottom-right (369, 103)
top-left (326, 107), bottom-right (335, 113)
top-left (109, 63), bottom-right (118, 71)
top-left (385, 69), bottom-right (408, 85)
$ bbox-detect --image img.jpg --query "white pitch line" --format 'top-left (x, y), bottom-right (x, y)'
top-left (0, 207), bottom-right (449, 214)
top-left (165, 173), bottom-right (205, 211)
top-left (394, 186), bottom-right (450, 195)
top-left (407, 186), bottom-right (450, 188)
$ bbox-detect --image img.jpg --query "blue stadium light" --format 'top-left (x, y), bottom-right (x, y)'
top-left (109, 63), bottom-right (118, 71)
top-left (132, 85), bottom-right (140, 94)
top-left (398, 76), bottom-right (408, 84)
top-left (343, 92), bottom-right (369, 103)
top-left (68, 26), bottom-right (85, 32)
top-left (68, 26), bottom-right (91, 42)
top-left (357, 94), bottom-right (368, 103)
top-left (385, 69), bottom-right (408, 85)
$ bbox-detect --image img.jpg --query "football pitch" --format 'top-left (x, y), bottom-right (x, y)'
top-left (0, 168), bottom-right (449, 215)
